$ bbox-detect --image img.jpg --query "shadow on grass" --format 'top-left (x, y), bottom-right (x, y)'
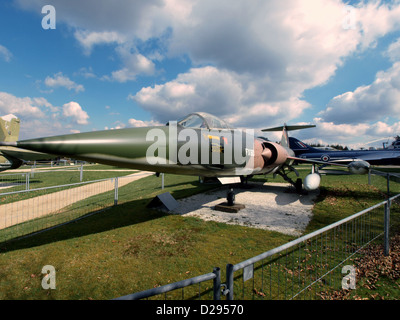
top-left (0, 197), bottom-right (168, 253)
top-left (2, 173), bottom-right (390, 254)
top-left (0, 177), bottom-right (217, 253)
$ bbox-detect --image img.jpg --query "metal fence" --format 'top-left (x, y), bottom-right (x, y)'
top-left (115, 268), bottom-right (222, 300)
top-left (0, 177), bottom-right (116, 242)
top-left (0, 165), bottom-right (86, 192)
top-left (116, 172), bottom-right (400, 300)
top-left (0, 165), bottom-right (399, 300)
top-left (224, 195), bottom-right (398, 300)
top-left (0, 170), bottom-right (152, 243)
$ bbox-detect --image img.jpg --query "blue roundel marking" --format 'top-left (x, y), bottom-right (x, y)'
top-left (321, 155), bottom-right (330, 162)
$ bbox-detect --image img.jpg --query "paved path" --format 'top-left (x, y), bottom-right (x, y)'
top-left (0, 171), bottom-right (153, 230)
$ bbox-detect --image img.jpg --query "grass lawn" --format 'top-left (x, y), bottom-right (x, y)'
top-left (0, 165), bottom-right (399, 300)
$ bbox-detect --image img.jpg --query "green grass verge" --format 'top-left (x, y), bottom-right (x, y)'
top-left (0, 165), bottom-right (399, 300)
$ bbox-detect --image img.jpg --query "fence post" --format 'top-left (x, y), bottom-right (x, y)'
top-left (384, 200), bottom-right (390, 256)
top-left (387, 173), bottom-right (390, 198)
top-left (114, 177), bottom-right (119, 206)
top-left (213, 267), bottom-right (221, 300)
top-left (25, 173), bottom-right (30, 191)
top-left (226, 264), bottom-right (234, 300)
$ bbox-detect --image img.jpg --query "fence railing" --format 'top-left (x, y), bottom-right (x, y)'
top-left (0, 177), bottom-right (116, 242)
top-left (0, 171), bottom-right (152, 243)
top-left (0, 165), bottom-right (399, 300)
top-left (0, 165), bottom-right (86, 192)
top-left (117, 192), bottom-right (399, 300)
top-left (224, 194), bottom-right (399, 300)
top-left (115, 268), bottom-right (222, 300)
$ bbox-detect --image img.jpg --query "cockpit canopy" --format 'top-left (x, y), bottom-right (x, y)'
top-left (175, 112), bottom-right (232, 129)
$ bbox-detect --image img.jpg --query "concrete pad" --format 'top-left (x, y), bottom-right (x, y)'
top-left (171, 182), bottom-right (319, 236)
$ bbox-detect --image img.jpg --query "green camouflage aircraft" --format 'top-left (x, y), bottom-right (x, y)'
top-left (0, 112), bottom-right (370, 192)
top-left (0, 115), bottom-right (55, 171)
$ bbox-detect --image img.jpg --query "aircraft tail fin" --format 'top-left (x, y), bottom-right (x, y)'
top-left (288, 137), bottom-right (321, 155)
top-left (261, 124), bottom-right (315, 148)
top-left (0, 115), bottom-right (20, 143)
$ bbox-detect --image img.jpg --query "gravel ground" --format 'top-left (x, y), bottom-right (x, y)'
top-left (171, 182), bottom-right (319, 236)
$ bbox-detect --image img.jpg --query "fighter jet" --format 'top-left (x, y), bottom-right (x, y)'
top-left (0, 112), bottom-right (369, 192)
top-left (0, 114), bottom-right (56, 171)
top-left (289, 136), bottom-right (400, 166)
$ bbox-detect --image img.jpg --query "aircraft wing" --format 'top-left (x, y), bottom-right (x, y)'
top-left (288, 155), bottom-right (370, 175)
top-left (288, 155), bottom-right (348, 167)
top-left (353, 152), bottom-right (400, 162)
top-left (0, 146), bottom-right (56, 161)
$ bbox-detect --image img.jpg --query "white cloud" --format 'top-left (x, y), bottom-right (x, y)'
top-left (108, 55), bottom-right (155, 82)
top-left (132, 66), bottom-right (243, 122)
top-left (74, 30), bottom-right (126, 55)
top-left (0, 45), bottom-right (12, 62)
top-left (102, 44), bottom-right (156, 82)
top-left (62, 101), bottom-right (89, 125)
top-left (45, 72), bottom-right (85, 93)
top-left (0, 114), bottom-right (18, 122)
top-left (132, 65), bottom-right (312, 129)
top-left (14, 0), bottom-right (400, 144)
top-left (319, 62), bottom-right (400, 124)
top-left (16, 1), bottom-right (400, 84)
top-left (0, 92), bottom-right (90, 139)
top-left (128, 118), bottom-right (162, 127)
top-left (104, 120), bottom-right (126, 130)
top-left (0, 91), bottom-right (47, 117)
top-left (125, 0), bottom-right (400, 130)
top-left (296, 118), bottom-right (400, 149)
top-left (386, 37), bottom-right (400, 62)
top-left (356, 1), bottom-right (400, 49)
top-left (74, 67), bottom-right (96, 79)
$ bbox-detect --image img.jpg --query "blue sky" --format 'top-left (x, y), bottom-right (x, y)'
top-left (1, 0), bottom-right (400, 149)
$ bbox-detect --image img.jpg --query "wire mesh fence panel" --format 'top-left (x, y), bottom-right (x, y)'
top-left (227, 202), bottom-right (387, 300)
top-left (0, 178), bottom-right (117, 243)
top-left (0, 173), bottom-right (29, 192)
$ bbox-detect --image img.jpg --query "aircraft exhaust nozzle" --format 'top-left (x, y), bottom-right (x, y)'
top-left (261, 141), bottom-right (288, 168)
top-left (304, 173), bottom-right (321, 191)
top-left (348, 160), bottom-right (370, 175)
top-left (261, 148), bottom-right (272, 161)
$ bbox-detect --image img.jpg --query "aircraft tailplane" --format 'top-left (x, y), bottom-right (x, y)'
top-left (261, 124), bottom-right (315, 148)
top-left (0, 115), bottom-right (20, 142)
